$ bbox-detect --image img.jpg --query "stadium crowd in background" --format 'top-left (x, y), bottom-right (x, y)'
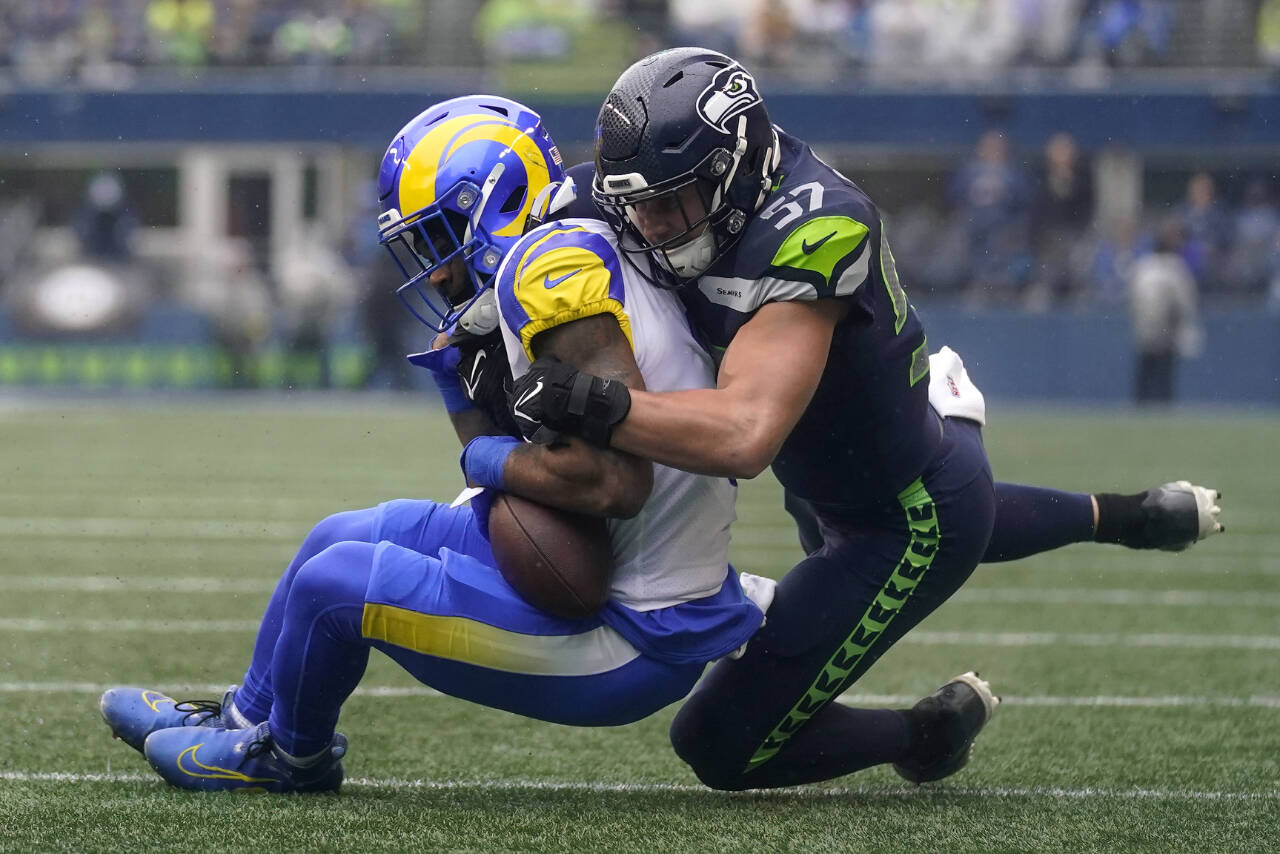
top-left (0, 1), bottom-right (1275, 84)
top-left (890, 137), bottom-right (1280, 306)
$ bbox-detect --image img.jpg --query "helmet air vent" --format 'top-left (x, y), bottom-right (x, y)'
top-left (499, 186), bottom-right (526, 214)
top-left (662, 71), bottom-right (684, 88)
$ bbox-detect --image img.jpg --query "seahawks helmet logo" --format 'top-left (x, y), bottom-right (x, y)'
top-left (696, 65), bottom-right (761, 134)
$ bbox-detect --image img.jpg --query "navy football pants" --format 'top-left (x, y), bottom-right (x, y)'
top-left (670, 417), bottom-right (997, 790)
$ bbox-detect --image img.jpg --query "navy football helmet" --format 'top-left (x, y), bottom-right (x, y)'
top-left (377, 95), bottom-right (568, 335)
top-left (592, 47), bottom-right (780, 287)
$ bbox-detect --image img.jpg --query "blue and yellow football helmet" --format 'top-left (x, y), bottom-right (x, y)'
top-left (377, 95), bottom-right (568, 335)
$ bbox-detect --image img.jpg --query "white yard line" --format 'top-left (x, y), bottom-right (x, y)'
top-left (5, 680), bottom-right (1278, 709)
top-left (906, 631), bottom-right (1280, 650)
top-left (0, 576), bottom-right (278, 593)
top-left (0, 618), bottom-right (263, 632)
top-left (0, 770), bottom-right (1275, 801)
top-left (0, 518), bottom-right (303, 539)
top-left (4, 616), bottom-right (1278, 651)
top-left (4, 575), bottom-right (1280, 608)
top-left (952, 588), bottom-right (1280, 607)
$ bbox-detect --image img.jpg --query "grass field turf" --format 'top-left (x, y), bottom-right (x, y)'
top-left (0, 396), bottom-right (1276, 852)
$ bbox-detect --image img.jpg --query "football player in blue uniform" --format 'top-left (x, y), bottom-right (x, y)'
top-left (508, 48), bottom-right (1224, 790)
top-left (98, 96), bottom-right (769, 793)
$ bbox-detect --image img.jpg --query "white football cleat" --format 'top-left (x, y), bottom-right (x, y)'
top-left (1147, 481), bottom-right (1223, 552)
top-left (894, 671), bottom-right (1000, 785)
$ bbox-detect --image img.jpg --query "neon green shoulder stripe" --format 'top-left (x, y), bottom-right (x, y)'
top-left (770, 216), bottom-right (869, 286)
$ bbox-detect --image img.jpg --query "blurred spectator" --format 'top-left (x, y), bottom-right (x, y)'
top-left (1268, 227), bottom-right (1280, 314)
top-left (277, 227), bottom-right (358, 389)
top-left (344, 182), bottom-right (418, 391)
top-left (740, 0), bottom-right (863, 77)
top-left (1019, 0), bottom-right (1087, 64)
top-left (739, 0), bottom-right (797, 70)
top-left (668, 0), bottom-right (740, 56)
top-left (1220, 179), bottom-right (1279, 296)
top-left (476, 0), bottom-right (580, 63)
top-left (475, 0), bottom-right (633, 93)
top-left (886, 204), bottom-right (973, 297)
top-left (271, 9), bottom-right (353, 66)
top-left (1089, 0), bottom-right (1173, 66)
top-left (6, 0), bottom-right (83, 83)
top-left (1088, 215), bottom-right (1143, 305)
top-left (178, 239), bottom-right (272, 388)
top-left (949, 129), bottom-right (1033, 299)
top-left (1129, 216), bottom-right (1200, 404)
top-left (1172, 171), bottom-right (1232, 292)
top-left (869, 0), bottom-right (1024, 80)
top-left (1261, 0), bottom-right (1280, 69)
top-left (0, 200), bottom-right (42, 290)
top-left (145, 0), bottom-right (215, 66)
top-left (1030, 132), bottom-right (1093, 301)
top-left (867, 0), bottom-right (930, 74)
top-left (610, 0), bottom-right (671, 58)
top-left (73, 172), bottom-right (138, 263)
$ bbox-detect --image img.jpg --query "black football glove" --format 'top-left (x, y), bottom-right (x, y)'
top-left (508, 356), bottom-right (631, 447)
top-left (453, 331), bottom-right (522, 438)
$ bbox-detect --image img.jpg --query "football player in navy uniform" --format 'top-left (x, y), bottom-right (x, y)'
top-left (508, 48), bottom-right (1224, 790)
top-left (97, 96), bottom-right (771, 793)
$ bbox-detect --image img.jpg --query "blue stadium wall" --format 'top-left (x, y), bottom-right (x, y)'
top-left (3, 82), bottom-right (1279, 149)
top-left (917, 307), bottom-right (1279, 407)
top-left (2, 304), bottom-right (1273, 405)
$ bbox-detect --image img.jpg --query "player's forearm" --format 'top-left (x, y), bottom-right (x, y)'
top-left (501, 440), bottom-right (652, 518)
top-left (447, 408), bottom-right (502, 446)
top-left (610, 387), bottom-right (781, 479)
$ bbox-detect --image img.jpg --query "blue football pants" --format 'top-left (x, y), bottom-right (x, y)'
top-left (232, 500), bottom-right (704, 757)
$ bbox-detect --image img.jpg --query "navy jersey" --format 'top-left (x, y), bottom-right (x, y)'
top-left (682, 130), bottom-right (940, 506)
top-left (562, 137), bottom-right (941, 507)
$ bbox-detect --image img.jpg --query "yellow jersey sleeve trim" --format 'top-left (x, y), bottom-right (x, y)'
top-left (518, 299), bottom-right (634, 363)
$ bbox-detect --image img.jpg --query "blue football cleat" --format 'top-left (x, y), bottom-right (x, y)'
top-left (100, 686), bottom-right (242, 753)
top-left (144, 721), bottom-right (347, 794)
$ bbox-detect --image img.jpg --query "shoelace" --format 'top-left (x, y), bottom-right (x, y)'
top-left (172, 699), bottom-right (222, 725)
top-left (244, 732), bottom-right (273, 761)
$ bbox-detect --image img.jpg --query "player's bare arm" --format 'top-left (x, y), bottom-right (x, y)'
top-left (611, 298), bottom-right (845, 479)
top-left (432, 330), bottom-right (506, 445)
top-left (500, 313), bottom-right (653, 518)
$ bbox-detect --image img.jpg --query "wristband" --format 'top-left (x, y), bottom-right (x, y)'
top-left (407, 346), bottom-right (474, 414)
top-left (460, 435), bottom-right (521, 490)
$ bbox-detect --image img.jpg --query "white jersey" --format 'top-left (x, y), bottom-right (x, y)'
top-left (492, 218), bottom-right (736, 611)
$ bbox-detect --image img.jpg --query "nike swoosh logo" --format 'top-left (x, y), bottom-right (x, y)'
top-left (544, 268), bottom-right (582, 289)
top-left (511, 379), bottom-right (543, 421)
top-left (176, 743), bottom-right (275, 784)
top-left (461, 349), bottom-right (485, 400)
top-left (142, 690), bottom-right (172, 713)
top-left (802, 232), bottom-right (837, 254)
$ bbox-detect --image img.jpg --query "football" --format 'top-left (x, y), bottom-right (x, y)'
top-left (487, 492), bottom-right (614, 619)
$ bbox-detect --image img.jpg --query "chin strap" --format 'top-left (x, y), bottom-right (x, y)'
top-left (528, 177), bottom-right (577, 230)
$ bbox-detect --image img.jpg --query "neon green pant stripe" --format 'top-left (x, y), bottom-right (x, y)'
top-left (745, 478), bottom-right (940, 771)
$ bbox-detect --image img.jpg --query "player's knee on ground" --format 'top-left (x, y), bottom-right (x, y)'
top-left (668, 692), bottom-right (754, 791)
